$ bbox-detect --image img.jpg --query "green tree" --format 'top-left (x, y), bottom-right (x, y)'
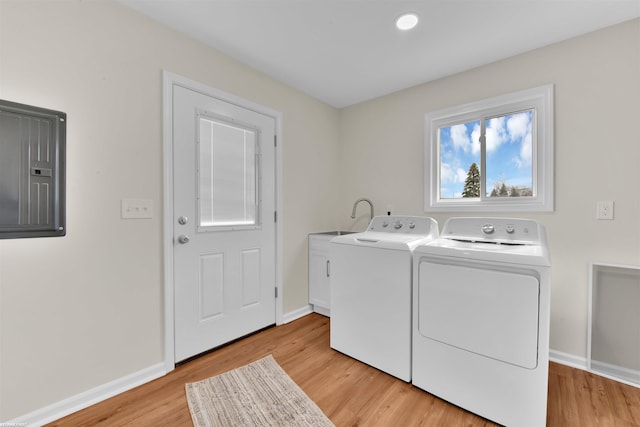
top-left (462, 162), bottom-right (480, 198)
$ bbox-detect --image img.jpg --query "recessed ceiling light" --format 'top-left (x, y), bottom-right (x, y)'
top-left (395, 13), bottom-right (419, 31)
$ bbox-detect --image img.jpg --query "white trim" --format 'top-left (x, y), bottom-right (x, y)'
top-left (162, 71), bottom-right (175, 374)
top-left (283, 305), bottom-right (314, 324)
top-left (549, 349), bottom-right (587, 370)
top-left (549, 349), bottom-right (640, 389)
top-left (162, 71), bottom-right (284, 373)
top-left (587, 262), bottom-right (594, 371)
top-left (8, 363), bottom-right (165, 427)
top-left (311, 305), bottom-right (331, 318)
top-left (589, 360), bottom-right (640, 389)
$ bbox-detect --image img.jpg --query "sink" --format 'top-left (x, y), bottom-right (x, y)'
top-left (312, 231), bottom-right (356, 236)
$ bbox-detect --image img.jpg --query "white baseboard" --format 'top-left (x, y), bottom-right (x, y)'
top-left (549, 349), bottom-right (588, 370)
top-left (9, 363), bottom-right (166, 427)
top-left (590, 360), bottom-right (640, 389)
top-left (282, 305), bottom-right (314, 323)
top-left (311, 305), bottom-right (330, 317)
top-left (549, 349), bottom-right (640, 388)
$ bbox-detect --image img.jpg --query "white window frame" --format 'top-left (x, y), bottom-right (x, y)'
top-left (424, 84), bottom-right (554, 212)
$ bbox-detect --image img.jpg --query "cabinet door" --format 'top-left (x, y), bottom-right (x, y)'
top-left (309, 239), bottom-right (331, 309)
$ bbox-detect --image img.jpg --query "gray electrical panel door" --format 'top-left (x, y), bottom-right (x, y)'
top-left (0, 100), bottom-right (66, 238)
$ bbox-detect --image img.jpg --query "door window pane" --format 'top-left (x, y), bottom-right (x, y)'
top-left (198, 117), bottom-right (258, 228)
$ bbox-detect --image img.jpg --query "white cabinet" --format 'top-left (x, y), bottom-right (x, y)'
top-left (309, 234), bottom-right (332, 316)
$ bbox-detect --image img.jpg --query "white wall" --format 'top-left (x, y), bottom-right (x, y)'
top-left (338, 19), bottom-right (640, 358)
top-left (0, 0), bottom-right (340, 421)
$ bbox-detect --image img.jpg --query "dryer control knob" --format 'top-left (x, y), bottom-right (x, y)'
top-left (506, 224), bottom-right (515, 234)
top-left (481, 224), bottom-right (495, 234)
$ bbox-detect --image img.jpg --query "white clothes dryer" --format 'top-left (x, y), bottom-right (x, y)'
top-left (330, 216), bottom-right (439, 382)
top-left (412, 217), bottom-right (551, 427)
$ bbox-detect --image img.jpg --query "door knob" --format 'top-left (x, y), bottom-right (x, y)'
top-left (178, 235), bottom-right (190, 244)
top-left (178, 216), bottom-right (188, 225)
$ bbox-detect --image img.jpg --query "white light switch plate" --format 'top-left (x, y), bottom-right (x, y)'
top-left (121, 198), bottom-right (153, 219)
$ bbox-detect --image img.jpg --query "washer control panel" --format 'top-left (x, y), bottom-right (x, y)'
top-left (443, 217), bottom-right (540, 244)
top-left (368, 216), bottom-right (436, 235)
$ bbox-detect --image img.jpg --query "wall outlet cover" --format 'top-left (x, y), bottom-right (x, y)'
top-left (596, 201), bottom-right (614, 220)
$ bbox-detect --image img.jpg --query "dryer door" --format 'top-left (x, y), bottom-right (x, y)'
top-left (418, 260), bottom-right (540, 369)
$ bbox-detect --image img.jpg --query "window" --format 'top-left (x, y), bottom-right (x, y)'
top-left (425, 85), bottom-right (553, 212)
top-left (198, 114), bottom-right (259, 230)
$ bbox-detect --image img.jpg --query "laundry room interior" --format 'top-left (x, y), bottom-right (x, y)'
top-left (1, 0), bottom-right (640, 425)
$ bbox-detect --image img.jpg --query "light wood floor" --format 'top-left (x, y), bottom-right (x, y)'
top-left (47, 313), bottom-right (640, 426)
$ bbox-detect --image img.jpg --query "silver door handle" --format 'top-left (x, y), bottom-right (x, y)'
top-left (326, 260), bottom-right (330, 277)
top-left (178, 235), bottom-right (190, 244)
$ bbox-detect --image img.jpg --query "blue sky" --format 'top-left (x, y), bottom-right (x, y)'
top-left (439, 110), bottom-right (533, 198)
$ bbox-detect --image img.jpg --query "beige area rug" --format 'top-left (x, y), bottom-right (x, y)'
top-left (185, 355), bottom-right (335, 427)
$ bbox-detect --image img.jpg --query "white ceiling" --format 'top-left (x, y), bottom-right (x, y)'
top-left (119, 0), bottom-right (640, 108)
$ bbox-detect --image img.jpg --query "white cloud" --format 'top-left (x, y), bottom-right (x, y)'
top-left (441, 161), bottom-right (467, 184)
top-left (470, 123), bottom-right (481, 155)
top-left (450, 124), bottom-right (471, 152)
top-left (508, 111), bottom-right (532, 168)
top-left (514, 130), bottom-right (533, 168)
top-left (485, 116), bottom-right (507, 152)
top-left (507, 111), bottom-right (530, 140)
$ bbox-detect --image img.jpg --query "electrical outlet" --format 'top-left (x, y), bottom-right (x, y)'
top-left (121, 198), bottom-right (153, 219)
top-left (596, 201), bottom-right (614, 220)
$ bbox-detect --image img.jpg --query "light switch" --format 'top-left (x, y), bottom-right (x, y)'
top-left (121, 198), bottom-right (153, 219)
top-left (596, 201), bottom-right (614, 220)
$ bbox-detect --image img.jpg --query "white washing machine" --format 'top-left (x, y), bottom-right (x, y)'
top-left (330, 215), bottom-right (439, 382)
top-left (412, 217), bottom-right (551, 427)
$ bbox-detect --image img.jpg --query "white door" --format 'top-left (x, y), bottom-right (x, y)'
top-left (172, 84), bottom-right (276, 362)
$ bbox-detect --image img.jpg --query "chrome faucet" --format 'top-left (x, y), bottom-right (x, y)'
top-left (351, 198), bottom-right (374, 222)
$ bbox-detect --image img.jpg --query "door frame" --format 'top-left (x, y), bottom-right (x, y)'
top-left (162, 71), bottom-right (283, 372)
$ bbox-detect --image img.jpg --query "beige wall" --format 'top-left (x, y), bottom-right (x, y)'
top-left (338, 19), bottom-right (640, 359)
top-left (1, 0), bottom-right (639, 421)
top-left (0, 0), bottom-right (340, 420)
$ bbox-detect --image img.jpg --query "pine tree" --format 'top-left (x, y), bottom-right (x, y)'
top-left (461, 162), bottom-right (480, 198)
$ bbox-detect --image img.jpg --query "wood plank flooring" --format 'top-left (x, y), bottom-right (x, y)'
top-left (47, 313), bottom-right (640, 426)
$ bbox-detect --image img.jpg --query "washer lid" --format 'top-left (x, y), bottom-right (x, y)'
top-left (331, 216), bottom-right (439, 251)
top-left (334, 232), bottom-right (438, 251)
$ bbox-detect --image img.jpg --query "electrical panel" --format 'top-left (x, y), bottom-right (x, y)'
top-left (0, 99), bottom-right (66, 238)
